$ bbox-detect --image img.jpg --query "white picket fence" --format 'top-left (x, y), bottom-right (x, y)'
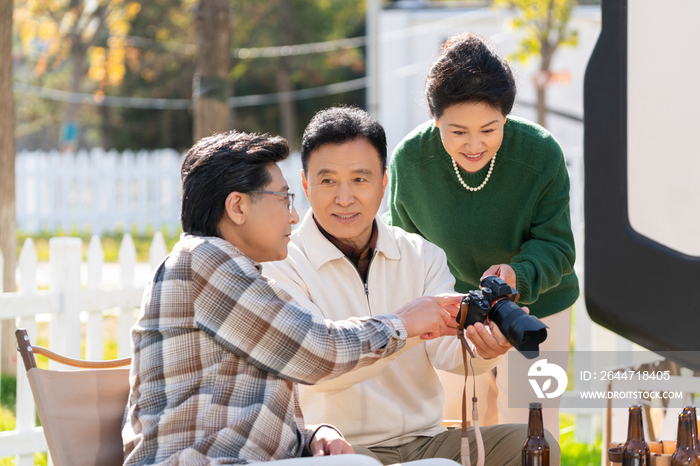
top-left (16, 149), bottom-right (184, 235)
top-left (15, 147), bottom-right (582, 236)
top-left (15, 149), bottom-right (311, 235)
top-left (0, 234), bottom-right (167, 463)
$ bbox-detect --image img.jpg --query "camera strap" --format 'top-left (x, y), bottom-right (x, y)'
top-left (457, 312), bottom-right (485, 466)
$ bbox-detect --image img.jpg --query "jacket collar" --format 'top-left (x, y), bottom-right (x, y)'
top-left (296, 209), bottom-right (401, 270)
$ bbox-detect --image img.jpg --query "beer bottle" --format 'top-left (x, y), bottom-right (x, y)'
top-left (522, 402), bottom-right (549, 466)
top-left (622, 405), bottom-right (650, 466)
top-left (671, 406), bottom-right (700, 465)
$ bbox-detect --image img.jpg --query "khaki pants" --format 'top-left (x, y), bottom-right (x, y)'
top-left (352, 424), bottom-right (560, 466)
top-left (251, 454), bottom-right (460, 465)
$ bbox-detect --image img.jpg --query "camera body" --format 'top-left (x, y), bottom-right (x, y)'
top-left (458, 276), bottom-right (548, 358)
top-left (461, 275), bottom-right (519, 327)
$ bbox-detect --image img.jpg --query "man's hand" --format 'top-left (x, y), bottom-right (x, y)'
top-left (465, 306), bottom-right (530, 359)
top-left (394, 294), bottom-right (461, 340)
top-left (465, 321), bottom-right (511, 359)
top-left (310, 427), bottom-right (353, 456)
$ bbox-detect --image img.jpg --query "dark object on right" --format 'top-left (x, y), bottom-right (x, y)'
top-left (584, 0), bottom-right (700, 371)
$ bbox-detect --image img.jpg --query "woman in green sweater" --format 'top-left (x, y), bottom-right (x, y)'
top-left (385, 32), bottom-right (579, 440)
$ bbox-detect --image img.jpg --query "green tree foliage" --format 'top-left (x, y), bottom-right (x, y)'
top-left (14, 0), bottom-right (141, 148)
top-left (229, 0), bottom-right (366, 147)
top-left (495, 0), bottom-right (578, 64)
top-left (494, 0), bottom-right (578, 127)
top-left (101, 0), bottom-right (198, 151)
top-left (14, 0), bottom-right (368, 152)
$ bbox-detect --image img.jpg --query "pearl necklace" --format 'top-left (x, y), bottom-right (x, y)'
top-left (451, 152), bottom-right (496, 192)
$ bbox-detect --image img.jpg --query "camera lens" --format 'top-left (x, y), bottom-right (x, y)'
top-left (489, 299), bottom-right (548, 358)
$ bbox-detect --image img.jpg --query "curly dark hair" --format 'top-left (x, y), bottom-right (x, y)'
top-left (301, 106), bottom-right (387, 174)
top-left (425, 32), bottom-right (516, 118)
top-left (180, 131), bottom-right (289, 237)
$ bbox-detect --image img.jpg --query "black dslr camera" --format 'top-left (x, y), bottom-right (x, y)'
top-left (456, 276), bottom-right (548, 358)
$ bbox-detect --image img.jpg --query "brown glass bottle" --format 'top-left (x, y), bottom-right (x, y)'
top-left (522, 402), bottom-right (549, 466)
top-left (622, 405), bottom-right (650, 466)
top-left (671, 406), bottom-right (700, 465)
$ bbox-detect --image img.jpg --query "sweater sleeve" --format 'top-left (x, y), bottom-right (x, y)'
top-left (509, 154), bottom-right (577, 305)
top-left (385, 146), bottom-right (419, 234)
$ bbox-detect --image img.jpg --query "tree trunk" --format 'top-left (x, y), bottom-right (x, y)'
top-left (536, 86), bottom-right (547, 128)
top-left (276, 0), bottom-right (297, 150)
top-left (0, 0), bottom-right (17, 375)
top-left (228, 82), bottom-right (237, 131)
top-left (61, 39), bottom-right (86, 151)
top-left (160, 109), bottom-right (173, 149)
top-left (277, 68), bottom-right (297, 150)
top-left (537, 41), bottom-right (556, 128)
top-left (100, 104), bottom-right (112, 149)
top-left (193, 0), bottom-right (231, 142)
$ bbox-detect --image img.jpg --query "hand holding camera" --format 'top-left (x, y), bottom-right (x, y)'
top-left (456, 276), bottom-right (548, 358)
top-left (481, 263), bottom-right (518, 292)
top-left (465, 320), bottom-right (512, 359)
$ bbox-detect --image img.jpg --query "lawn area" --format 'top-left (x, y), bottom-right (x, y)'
top-left (560, 413), bottom-right (602, 465)
top-left (17, 227), bottom-right (182, 263)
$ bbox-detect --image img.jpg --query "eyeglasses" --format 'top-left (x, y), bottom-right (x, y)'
top-left (248, 190), bottom-right (295, 213)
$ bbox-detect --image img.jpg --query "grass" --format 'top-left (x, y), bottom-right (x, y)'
top-left (560, 413), bottom-right (602, 465)
top-left (0, 400), bottom-right (46, 466)
top-left (0, 374), bottom-right (16, 411)
top-left (17, 226), bottom-right (182, 263)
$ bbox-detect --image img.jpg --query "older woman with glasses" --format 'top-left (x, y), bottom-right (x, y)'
top-left (384, 32), bottom-right (579, 441)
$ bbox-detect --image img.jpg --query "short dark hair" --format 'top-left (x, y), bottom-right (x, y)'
top-left (425, 32), bottom-right (516, 119)
top-left (301, 106), bottom-right (387, 174)
top-left (180, 131), bottom-right (289, 237)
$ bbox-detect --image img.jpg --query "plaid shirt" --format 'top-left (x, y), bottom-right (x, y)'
top-left (123, 234), bottom-right (407, 466)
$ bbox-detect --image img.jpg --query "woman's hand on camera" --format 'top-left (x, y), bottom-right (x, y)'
top-left (481, 264), bottom-right (517, 289)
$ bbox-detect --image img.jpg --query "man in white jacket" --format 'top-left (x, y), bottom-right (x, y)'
top-left (263, 107), bottom-right (560, 466)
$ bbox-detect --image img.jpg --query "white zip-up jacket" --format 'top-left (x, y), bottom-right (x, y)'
top-left (262, 211), bottom-right (501, 447)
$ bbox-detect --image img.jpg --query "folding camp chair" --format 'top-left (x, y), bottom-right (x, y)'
top-left (15, 328), bottom-right (132, 466)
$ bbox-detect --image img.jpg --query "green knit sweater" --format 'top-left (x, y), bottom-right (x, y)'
top-left (384, 116), bottom-right (579, 318)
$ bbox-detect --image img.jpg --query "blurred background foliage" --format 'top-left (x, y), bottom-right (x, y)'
top-left (12, 0), bottom-right (373, 153)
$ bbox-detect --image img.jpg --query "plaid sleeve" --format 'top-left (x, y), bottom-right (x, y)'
top-left (190, 241), bottom-right (407, 385)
